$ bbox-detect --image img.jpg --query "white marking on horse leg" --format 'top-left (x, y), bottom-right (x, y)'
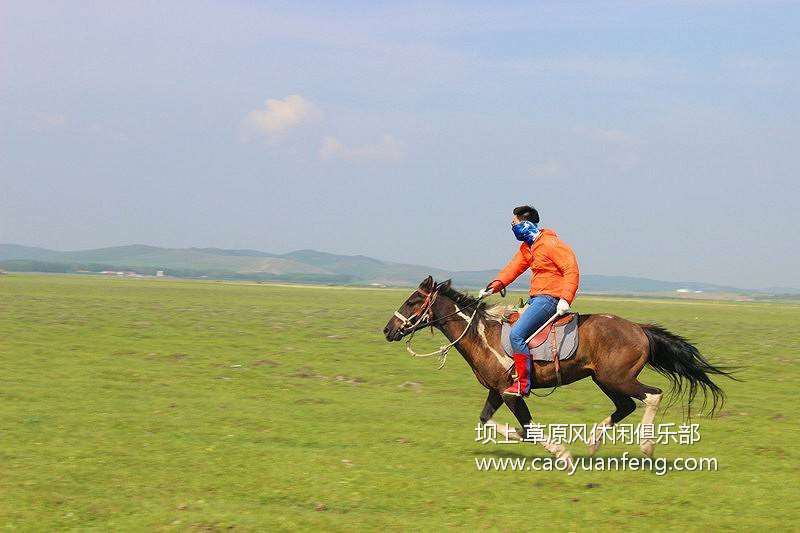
top-left (639, 393), bottom-right (662, 457)
top-left (539, 438), bottom-right (573, 465)
top-left (517, 416), bottom-right (574, 466)
top-left (485, 418), bottom-right (520, 441)
top-left (587, 416), bottom-right (612, 457)
top-left (485, 418), bottom-right (574, 466)
top-left (486, 417), bottom-right (572, 464)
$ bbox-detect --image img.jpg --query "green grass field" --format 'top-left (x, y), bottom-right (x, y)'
top-left (2, 274), bottom-right (799, 531)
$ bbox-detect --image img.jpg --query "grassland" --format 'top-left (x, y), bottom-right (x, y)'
top-left (1, 274), bottom-right (799, 531)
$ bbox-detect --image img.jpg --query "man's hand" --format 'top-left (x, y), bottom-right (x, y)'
top-left (479, 281), bottom-right (505, 298)
top-left (556, 298), bottom-right (570, 316)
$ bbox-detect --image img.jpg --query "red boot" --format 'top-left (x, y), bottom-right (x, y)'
top-left (503, 353), bottom-right (531, 397)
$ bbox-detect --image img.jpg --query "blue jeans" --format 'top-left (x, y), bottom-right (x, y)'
top-left (510, 295), bottom-right (558, 355)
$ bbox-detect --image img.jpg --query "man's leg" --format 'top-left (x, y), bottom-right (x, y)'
top-left (505, 295), bottom-right (558, 396)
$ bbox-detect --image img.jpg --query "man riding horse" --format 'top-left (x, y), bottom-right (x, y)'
top-left (478, 205), bottom-right (580, 398)
top-left (385, 211), bottom-right (731, 460)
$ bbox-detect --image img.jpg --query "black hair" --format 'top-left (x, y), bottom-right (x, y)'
top-left (513, 205), bottom-right (539, 223)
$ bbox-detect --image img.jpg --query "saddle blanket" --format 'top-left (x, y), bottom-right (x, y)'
top-left (500, 315), bottom-right (579, 361)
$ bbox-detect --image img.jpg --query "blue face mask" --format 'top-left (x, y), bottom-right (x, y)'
top-left (512, 220), bottom-right (540, 245)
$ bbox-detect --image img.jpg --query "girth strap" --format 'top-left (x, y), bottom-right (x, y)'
top-left (549, 326), bottom-right (562, 387)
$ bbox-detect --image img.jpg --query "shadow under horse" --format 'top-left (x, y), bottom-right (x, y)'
top-left (383, 276), bottom-right (734, 461)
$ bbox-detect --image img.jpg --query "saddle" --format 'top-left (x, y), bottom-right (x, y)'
top-left (500, 311), bottom-right (579, 387)
top-left (505, 311), bottom-right (575, 347)
top-left (500, 312), bottom-right (579, 359)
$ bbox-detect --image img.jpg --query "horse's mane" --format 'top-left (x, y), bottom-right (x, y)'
top-left (437, 284), bottom-right (512, 324)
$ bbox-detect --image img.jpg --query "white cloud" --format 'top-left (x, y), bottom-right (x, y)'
top-left (320, 134), bottom-right (404, 161)
top-left (246, 95), bottom-right (316, 133)
top-left (32, 112), bottom-right (66, 130)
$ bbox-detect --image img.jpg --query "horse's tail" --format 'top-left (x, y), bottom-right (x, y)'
top-left (640, 324), bottom-right (736, 417)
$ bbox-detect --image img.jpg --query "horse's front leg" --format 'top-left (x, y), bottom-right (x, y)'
top-left (479, 389), bottom-right (505, 424)
top-left (503, 395), bottom-right (573, 464)
top-left (478, 390), bottom-right (521, 440)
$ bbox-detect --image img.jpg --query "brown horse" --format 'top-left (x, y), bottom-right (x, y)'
top-left (383, 276), bottom-right (732, 461)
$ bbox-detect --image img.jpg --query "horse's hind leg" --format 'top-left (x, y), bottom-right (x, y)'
top-left (634, 383), bottom-right (663, 457)
top-left (587, 377), bottom-right (637, 456)
top-left (503, 396), bottom-right (573, 463)
top-left (605, 379), bottom-right (663, 457)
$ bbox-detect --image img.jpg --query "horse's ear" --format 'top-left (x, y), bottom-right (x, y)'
top-left (420, 275), bottom-right (434, 290)
top-left (436, 279), bottom-right (452, 291)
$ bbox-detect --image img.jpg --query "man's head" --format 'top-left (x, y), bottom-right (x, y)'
top-left (511, 205), bottom-right (539, 225)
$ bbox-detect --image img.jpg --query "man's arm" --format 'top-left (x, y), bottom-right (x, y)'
top-left (489, 249), bottom-right (528, 292)
top-left (547, 242), bottom-right (580, 304)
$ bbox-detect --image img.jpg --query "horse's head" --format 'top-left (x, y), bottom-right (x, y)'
top-left (383, 276), bottom-right (451, 341)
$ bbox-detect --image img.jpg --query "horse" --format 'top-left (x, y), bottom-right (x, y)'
top-left (383, 276), bottom-right (733, 461)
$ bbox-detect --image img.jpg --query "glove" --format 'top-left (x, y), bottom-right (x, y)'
top-left (556, 298), bottom-right (570, 316)
top-left (479, 281), bottom-right (503, 298)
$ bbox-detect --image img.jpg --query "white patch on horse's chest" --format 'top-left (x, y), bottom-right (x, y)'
top-left (454, 304), bottom-right (511, 370)
top-left (478, 319), bottom-right (512, 369)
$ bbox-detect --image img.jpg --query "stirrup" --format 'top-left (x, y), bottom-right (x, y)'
top-left (502, 382), bottom-right (523, 397)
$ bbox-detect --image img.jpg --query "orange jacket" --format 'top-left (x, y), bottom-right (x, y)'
top-left (491, 228), bottom-right (580, 303)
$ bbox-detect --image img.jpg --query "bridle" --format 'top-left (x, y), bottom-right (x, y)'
top-left (393, 281), bottom-right (504, 336)
top-left (393, 283), bottom-right (488, 369)
top-left (393, 287), bottom-right (438, 334)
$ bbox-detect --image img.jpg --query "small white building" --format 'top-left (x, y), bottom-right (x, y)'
top-left (156, 270), bottom-right (164, 277)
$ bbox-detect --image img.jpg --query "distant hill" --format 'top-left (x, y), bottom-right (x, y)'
top-left (0, 243), bottom-right (795, 296)
top-left (0, 244), bottom-right (62, 261)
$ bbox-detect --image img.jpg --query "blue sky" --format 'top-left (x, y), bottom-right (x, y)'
top-left (1, 1), bottom-right (798, 288)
